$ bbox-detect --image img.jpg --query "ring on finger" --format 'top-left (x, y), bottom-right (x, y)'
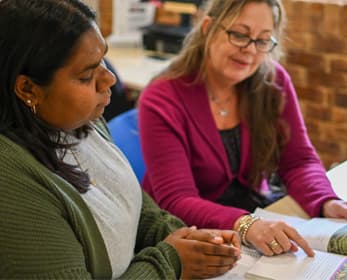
top-left (268, 239), bottom-right (280, 250)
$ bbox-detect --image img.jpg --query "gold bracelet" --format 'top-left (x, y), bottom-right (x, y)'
top-left (236, 214), bottom-right (260, 246)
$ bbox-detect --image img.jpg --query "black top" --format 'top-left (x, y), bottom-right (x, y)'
top-left (220, 125), bottom-right (241, 173)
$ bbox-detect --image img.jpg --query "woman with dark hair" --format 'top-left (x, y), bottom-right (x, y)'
top-left (139, 0), bottom-right (347, 257)
top-left (0, 0), bottom-right (241, 279)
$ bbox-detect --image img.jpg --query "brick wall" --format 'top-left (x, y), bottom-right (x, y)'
top-left (281, 0), bottom-right (347, 168)
top-left (98, 0), bottom-right (347, 168)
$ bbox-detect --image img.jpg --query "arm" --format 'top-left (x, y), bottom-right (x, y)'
top-left (139, 79), bottom-right (248, 230)
top-left (275, 64), bottom-right (338, 217)
top-left (120, 191), bottom-right (184, 279)
top-left (120, 191), bottom-right (240, 280)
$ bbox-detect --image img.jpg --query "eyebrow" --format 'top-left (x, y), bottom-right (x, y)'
top-left (231, 24), bottom-right (272, 34)
top-left (78, 42), bottom-right (109, 74)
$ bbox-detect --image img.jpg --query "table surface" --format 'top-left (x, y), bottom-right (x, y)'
top-left (327, 160), bottom-right (347, 200)
top-left (106, 47), bottom-right (174, 92)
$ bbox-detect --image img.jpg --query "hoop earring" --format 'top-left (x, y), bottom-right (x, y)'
top-left (26, 100), bottom-right (37, 114)
top-left (31, 104), bottom-right (37, 114)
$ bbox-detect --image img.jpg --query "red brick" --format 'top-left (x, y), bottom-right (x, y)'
top-left (321, 5), bottom-right (342, 37)
top-left (311, 138), bottom-right (341, 155)
top-left (335, 91), bottom-right (347, 108)
top-left (295, 86), bottom-right (325, 104)
top-left (308, 71), bottom-right (347, 88)
top-left (311, 35), bottom-right (347, 55)
top-left (286, 51), bottom-right (326, 71)
top-left (331, 57), bottom-right (347, 73)
top-left (305, 104), bottom-right (332, 121)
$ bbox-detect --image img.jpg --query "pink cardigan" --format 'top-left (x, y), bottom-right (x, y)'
top-left (138, 63), bottom-right (338, 229)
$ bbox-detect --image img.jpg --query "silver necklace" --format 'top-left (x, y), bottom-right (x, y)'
top-left (70, 148), bottom-right (97, 187)
top-left (208, 92), bottom-right (232, 117)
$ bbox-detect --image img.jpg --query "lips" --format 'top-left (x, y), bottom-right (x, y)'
top-left (100, 89), bottom-right (111, 107)
top-left (232, 58), bottom-right (251, 66)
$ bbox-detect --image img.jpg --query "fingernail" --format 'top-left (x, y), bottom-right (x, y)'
top-left (213, 236), bottom-right (223, 241)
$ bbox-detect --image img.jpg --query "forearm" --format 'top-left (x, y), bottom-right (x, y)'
top-left (120, 242), bottom-right (181, 280)
top-left (136, 192), bottom-right (186, 250)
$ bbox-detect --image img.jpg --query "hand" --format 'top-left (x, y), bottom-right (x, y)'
top-left (322, 199), bottom-right (347, 218)
top-left (185, 227), bottom-right (241, 258)
top-left (245, 219), bottom-right (314, 257)
top-left (164, 227), bottom-right (240, 279)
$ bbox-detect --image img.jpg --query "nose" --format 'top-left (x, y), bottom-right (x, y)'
top-left (241, 40), bottom-right (257, 54)
top-left (96, 63), bottom-right (117, 93)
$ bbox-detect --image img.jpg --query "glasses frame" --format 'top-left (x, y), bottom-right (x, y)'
top-left (219, 25), bottom-right (278, 53)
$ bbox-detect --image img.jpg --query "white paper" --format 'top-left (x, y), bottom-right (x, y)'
top-left (208, 247), bottom-right (261, 280)
top-left (246, 248), bottom-right (347, 280)
top-left (296, 218), bottom-right (347, 252)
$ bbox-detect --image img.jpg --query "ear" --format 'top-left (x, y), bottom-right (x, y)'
top-left (201, 16), bottom-right (213, 35)
top-left (14, 75), bottom-right (39, 106)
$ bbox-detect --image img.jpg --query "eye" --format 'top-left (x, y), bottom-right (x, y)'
top-left (79, 75), bottom-right (93, 83)
top-left (79, 70), bottom-right (94, 83)
top-left (229, 31), bottom-right (249, 41)
top-left (256, 39), bottom-right (270, 47)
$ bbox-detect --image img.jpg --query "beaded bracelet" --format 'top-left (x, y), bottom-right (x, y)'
top-left (236, 214), bottom-right (260, 246)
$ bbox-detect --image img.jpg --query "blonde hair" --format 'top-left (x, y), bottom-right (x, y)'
top-left (160, 0), bottom-right (285, 82)
top-left (156, 0), bottom-right (288, 188)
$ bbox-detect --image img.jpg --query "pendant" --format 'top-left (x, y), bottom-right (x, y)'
top-left (219, 109), bottom-right (229, 117)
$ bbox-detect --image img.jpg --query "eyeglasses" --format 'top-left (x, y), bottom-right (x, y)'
top-left (219, 25), bottom-right (278, 53)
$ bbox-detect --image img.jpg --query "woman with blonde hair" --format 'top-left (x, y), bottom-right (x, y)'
top-left (139, 0), bottom-right (346, 257)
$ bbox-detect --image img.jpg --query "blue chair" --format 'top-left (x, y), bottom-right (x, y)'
top-left (108, 108), bottom-right (145, 182)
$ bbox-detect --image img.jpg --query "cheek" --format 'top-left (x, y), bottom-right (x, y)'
top-left (39, 90), bottom-right (98, 130)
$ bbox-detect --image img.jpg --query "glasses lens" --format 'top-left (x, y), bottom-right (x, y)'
top-left (226, 29), bottom-right (277, 53)
top-left (228, 32), bottom-right (250, 47)
top-left (256, 40), bottom-right (273, 52)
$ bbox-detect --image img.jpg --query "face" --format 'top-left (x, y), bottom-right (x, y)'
top-left (205, 2), bottom-right (275, 86)
top-left (32, 23), bottom-right (116, 130)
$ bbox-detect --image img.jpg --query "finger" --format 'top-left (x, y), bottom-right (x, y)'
top-left (201, 254), bottom-right (238, 267)
top-left (187, 229), bottom-right (225, 244)
top-left (267, 239), bottom-right (283, 255)
top-left (274, 231), bottom-right (292, 252)
top-left (203, 242), bottom-right (241, 258)
top-left (284, 227), bottom-right (315, 257)
top-left (219, 231), bottom-right (241, 249)
top-left (253, 237), bottom-right (274, 256)
top-left (172, 226), bottom-right (197, 239)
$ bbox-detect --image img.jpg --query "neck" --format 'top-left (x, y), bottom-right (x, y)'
top-left (205, 73), bottom-right (237, 101)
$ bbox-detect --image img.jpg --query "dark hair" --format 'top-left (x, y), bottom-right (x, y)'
top-left (0, 0), bottom-right (96, 193)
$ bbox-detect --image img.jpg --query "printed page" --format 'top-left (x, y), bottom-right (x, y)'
top-left (254, 208), bottom-right (347, 254)
top-left (327, 160), bottom-right (347, 201)
top-left (208, 246), bottom-right (261, 280)
top-left (245, 248), bottom-right (347, 280)
top-left (296, 218), bottom-right (347, 252)
top-left (254, 208), bottom-right (307, 228)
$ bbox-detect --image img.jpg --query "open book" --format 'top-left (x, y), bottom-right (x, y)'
top-left (209, 207), bottom-right (347, 280)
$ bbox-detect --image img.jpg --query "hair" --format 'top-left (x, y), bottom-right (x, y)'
top-left (0, 0), bottom-right (97, 193)
top-left (157, 0), bottom-right (288, 188)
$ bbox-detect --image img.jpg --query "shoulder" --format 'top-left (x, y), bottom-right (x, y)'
top-left (272, 61), bottom-right (293, 87)
top-left (142, 74), bottom-right (200, 97)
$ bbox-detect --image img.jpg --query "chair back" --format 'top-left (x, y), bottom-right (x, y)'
top-left (108, 108), bottom-right (145, 182)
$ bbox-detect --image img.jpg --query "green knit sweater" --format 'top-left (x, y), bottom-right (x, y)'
top-left (0, 133), bottom-right (185, 279)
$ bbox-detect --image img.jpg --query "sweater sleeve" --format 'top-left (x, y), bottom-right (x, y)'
top-left (0, 153), bottom-right (93, 279)
top-left (119, 191), bottom-right (184, 280)
top-left (275, 63), bottom-right (338, 217)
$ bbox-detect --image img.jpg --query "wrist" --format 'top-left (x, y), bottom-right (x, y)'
top-left (235, 214), bottom-right (260, 246)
